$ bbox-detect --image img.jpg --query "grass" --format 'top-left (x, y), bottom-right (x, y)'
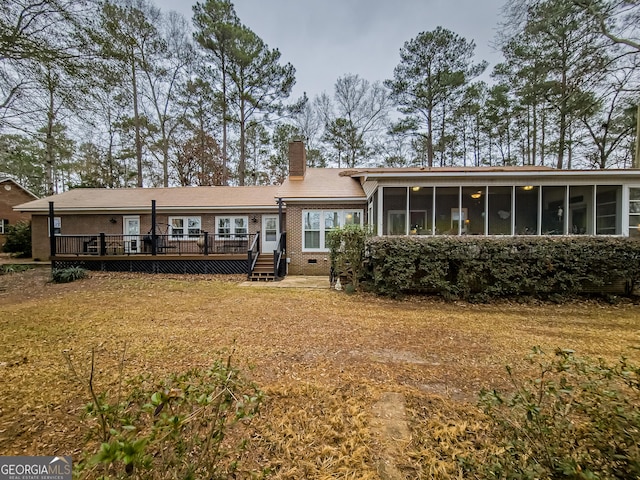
top-left (0, 269), bottom-right (639, 478)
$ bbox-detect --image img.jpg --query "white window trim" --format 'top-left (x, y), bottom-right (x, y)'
top-left (169, 215), bottom-right (202, 241)
top-left (302, 209), bottom-right (364, 252)
top-left (47, 217), bottom-right (61, 237)
top-left (0, 219), bottom-right (6, 234)
top-left (215, 216), bottom-right (249, 240)
top-left (626, 185), bottom-right (640, 237)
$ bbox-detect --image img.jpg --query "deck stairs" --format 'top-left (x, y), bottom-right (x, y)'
top-left (249, 254), bottom-right (276, 281)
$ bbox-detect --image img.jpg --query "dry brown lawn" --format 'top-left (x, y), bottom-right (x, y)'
top-left (1, 268), bottom-right (639, 478)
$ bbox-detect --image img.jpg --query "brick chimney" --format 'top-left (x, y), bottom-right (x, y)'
top-left (288, 140), bottom-right (306, 180)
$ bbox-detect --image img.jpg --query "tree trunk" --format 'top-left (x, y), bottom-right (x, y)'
top-left (221, 56), bottom-right (228, 185)
top-left (238, 74), bottom-right (246, 186)
top-left (427, 108), bottom-right (434, 167)
top-left (131, 52), bottom-right (143, 187)
top-left (45, 75), bottom-right (55, 196)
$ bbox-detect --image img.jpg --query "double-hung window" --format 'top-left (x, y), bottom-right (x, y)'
top-left (216, 216), bottom-right (248, 239)
top-left (303, 209), bottom-right (363, 251)
top-left (169, 216), bottom-right (201, 240)
top-left (0, 219), bottom-right (6, 234)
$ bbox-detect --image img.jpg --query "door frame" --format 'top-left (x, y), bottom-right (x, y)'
top-left (262, 215), bottom-right (279, 252)
top-left (123, 215), bottom-right (141, 253)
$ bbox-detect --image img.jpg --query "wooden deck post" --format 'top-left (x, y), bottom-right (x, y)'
top-left (48, 201), bottom-right (56, 257)
top-left (151, 200), bottom-right (157, 256)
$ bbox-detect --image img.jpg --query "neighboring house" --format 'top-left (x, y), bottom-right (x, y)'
top-left (14, 141), bottom-right (640, 277)
top-left (0, 178), bottom-right (38, 252)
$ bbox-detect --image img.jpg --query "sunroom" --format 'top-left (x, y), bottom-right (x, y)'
top-left (348, 168), bottom-right (640, 238)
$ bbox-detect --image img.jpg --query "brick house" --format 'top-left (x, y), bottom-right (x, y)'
top-left (14, 141), bottom-right (640, 276)
top-left (0, 178), bottom-right (38, 252)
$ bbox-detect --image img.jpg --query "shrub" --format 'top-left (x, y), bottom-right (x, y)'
top-left (51, 266), bottom-right (88, 283)
top-left (74, 350), bottom-right (263, 480)
top-left (365, 236), bottom-right (640, 300)
top-left (467, 348), bottom-right (640, 479)
top-left (327, 224), bottom-right (370, 291)
top-left (2, 221), bottom-right (32, 257)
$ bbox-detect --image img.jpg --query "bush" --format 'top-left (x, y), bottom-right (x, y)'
top-left (467, 348), bottom-right (640, 479)
top-left (75, 351), bottom-right (263, 480)
top-left (51, 266), bottom-right (88, 283)
top-left (2, 221), bottom-right (32, 257)
top-left (365, 236), bottom-right (640, 300)
top-left (327, 224), bottom-right (370, 291)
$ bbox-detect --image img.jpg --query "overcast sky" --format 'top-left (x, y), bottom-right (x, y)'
top-left (154, 0), bottom-right (507, 100)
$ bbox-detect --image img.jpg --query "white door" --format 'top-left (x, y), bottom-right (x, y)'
top-left (123, 216), bottom-right (140, 253)
top-left (262, 215), bottom-right (279, 253)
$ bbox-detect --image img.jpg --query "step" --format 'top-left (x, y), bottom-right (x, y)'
top-left (252, 265), bottom-right (275, 272)
top-left (250, 272), bottom-right (275, 282)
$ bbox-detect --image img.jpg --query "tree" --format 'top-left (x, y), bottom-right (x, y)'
top-left (316, 74), bottom-right (391, 168)
top-left (193, 0), bottom-right (242, 185)
top-left (385, 27), bottom-right (487, 167)
top-left (498, 0), bottom-right (610, 169)
top-left (293, 98), bottom-right (327, 167)
top-left (268, 123), bottom-right (301, 184)
top-left (573, 0), bottom-right (640, 53)
top-left (173, 133), bottom-right (222, 186)
top-left (227, 25), bottom-right (297, 185)
top-left (0, 133), bottom-right (46, 195)
top-left (0, 0), bottom-right (85, 121)
top-left (143, 10), bottom-right (196, 187)
top-left (580, 67), bottom-right (637, 168)
top-left (97, 0), bottom-right (165, 187)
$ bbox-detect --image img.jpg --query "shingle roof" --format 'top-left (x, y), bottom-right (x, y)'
top-left (277, 168), bottom-right (366, 201)
top-left (16, 185), bottom-right (281, 212)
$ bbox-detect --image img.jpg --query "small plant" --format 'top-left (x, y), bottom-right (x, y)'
top-left (2, 221), bottom-right (32, 257)
top-left (467, 348), bottom-right (640, 479)
top-left (51, 266), bottom-right (88, 283)
top-left (74, 347), bottom-right (263, 480)
top-left (0, 264), bottom-right (34, 275)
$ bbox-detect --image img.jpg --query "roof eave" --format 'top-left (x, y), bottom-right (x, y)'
top-left (355, 169), bottom-right (640, 181)
top-left (279, 197), bottom-right (366, 203)
top-left (16, 205), bottom-right (282, 213)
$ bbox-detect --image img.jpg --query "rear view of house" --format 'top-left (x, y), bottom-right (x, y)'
top-left (14, 141), bottom-right (640, 278)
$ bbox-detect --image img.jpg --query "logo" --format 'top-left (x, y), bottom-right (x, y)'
top-left (0, 456), bottom-right (72, 480)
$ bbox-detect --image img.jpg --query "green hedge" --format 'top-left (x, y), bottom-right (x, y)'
top-left (365, 236), bottom-right (640, 301)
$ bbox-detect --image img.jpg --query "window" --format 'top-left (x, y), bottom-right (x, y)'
top-left (0, 219), bottom-right (6, 234)
top-left (303, 211), bottom-right (320, 249)
top-left (302, 209), bottom-right (363, 250)
top-left (596, 186), bottom-right (621, 235)
top-left (48, 217), bottom-right (61, 236)
top-left (216, 216), bottom-right (248, 239)
top-left (629, 188), bottom-right (640, 238)
top-left (169, 216), bottom-right (201, 240)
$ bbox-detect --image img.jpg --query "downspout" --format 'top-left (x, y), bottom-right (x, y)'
top-left (277, 197), bottom-right (284, 247)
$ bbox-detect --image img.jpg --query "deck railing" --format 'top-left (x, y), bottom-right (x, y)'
top-left (54, 233), bottom-right (257, 257)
